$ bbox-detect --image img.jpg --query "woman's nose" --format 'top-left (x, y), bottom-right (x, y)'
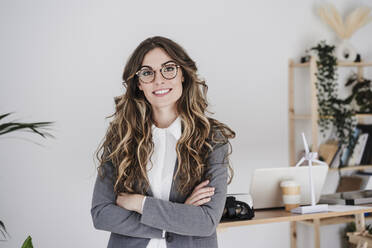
top-left (153, 70), bottom-right (165, 85)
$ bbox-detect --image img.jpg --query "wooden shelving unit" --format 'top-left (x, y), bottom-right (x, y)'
top-left (288, 57), bottom-right (372, 168)
top-left (288, 57), bottom-right (372, 247)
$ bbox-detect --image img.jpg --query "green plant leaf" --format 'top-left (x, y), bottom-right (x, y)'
top-left (0, 112), bottom-right (13, 121)
top-left (21, 235), bottom-right (33, 248)
top-left (0, 112), bottom-right (55, 139)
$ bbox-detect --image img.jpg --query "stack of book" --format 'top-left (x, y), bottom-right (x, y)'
top-left (319, 115), bottom-right (372, 169)
top-left (320, 189), bottom-right (372, 205)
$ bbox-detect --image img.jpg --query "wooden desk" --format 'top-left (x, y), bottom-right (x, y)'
top-left (218, 206), bottom-right (372, 248)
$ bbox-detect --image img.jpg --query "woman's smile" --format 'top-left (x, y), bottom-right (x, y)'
top-left (152, 88), bottom-right (172, 96)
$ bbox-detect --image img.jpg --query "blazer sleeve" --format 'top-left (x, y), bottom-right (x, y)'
top-left (140, 142), bottom-right (229, 237)
top-left (90, 161), bottom-right (163, 239)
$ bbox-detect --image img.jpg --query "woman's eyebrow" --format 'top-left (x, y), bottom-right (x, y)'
top-left (140, 60), bottom-right (176, 70)
top-left (139, 65), bottom-right (152, 70)
top-left (161, 60), bottom-right (176, 66)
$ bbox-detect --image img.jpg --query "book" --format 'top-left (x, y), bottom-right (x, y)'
top-left (348, 133), bottom-right (369, 166)
top-left (358, 124), bottom-right (372, 165)
top-left (357, 114), bottom-right (372, 125)
top-left (336, 176), bottom-right (363, 192)
top-left (355, 171), bottom-right (372, 189)
top-left (318, 140), bottom-right (339, 166)
top-left (330, 145), bottom-right (343, 168)
top-left (320, 190), bottom-right (372, 205)
top-left (340, 127), bottom-right (361, 166)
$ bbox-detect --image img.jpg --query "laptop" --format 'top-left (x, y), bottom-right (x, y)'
top-left (250, 166), bottom-right (328, 209)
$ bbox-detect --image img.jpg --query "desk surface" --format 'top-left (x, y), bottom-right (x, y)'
top-left (218, 205), bottom-right (372, 228)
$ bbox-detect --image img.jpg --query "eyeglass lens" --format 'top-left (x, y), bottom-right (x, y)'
top-left (138, 64), bottom-right (178, 83)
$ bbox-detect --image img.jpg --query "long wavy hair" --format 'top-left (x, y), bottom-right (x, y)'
top-left (95, 36), bottom-right (235, 197)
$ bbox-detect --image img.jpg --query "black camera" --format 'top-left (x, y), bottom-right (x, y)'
top-left (220, 196), bottom-right (255, 222)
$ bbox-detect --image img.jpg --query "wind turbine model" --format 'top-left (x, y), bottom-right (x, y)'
top-left (291, 133), bottom-right (329, 214)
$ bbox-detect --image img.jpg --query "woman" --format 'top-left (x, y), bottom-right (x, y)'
top-left (91, 36), bottom-right (235, 248)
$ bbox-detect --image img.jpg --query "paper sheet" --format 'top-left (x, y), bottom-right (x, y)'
top-left (327, 205), bottom-right (372, 212)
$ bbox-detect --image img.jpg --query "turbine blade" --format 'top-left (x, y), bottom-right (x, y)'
top-left (295, 157), bottom-right (306, 167)
top-left (302, 132), bottom-right (310, 154)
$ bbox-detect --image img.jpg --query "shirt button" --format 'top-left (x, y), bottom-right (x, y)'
top-left (165, 232), bottom-right (174, 242)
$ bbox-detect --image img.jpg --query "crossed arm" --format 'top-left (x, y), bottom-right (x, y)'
top-left (90, 142), bottom-right (229, 238)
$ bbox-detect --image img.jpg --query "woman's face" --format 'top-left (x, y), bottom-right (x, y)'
top-left (137, 47), bottom-right (184, 111)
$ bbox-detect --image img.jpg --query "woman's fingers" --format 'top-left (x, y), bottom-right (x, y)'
top-left (192, 180), bottom-right (210, 193)
top-left (184, 180), bottom-right (216, 205)
top-left (186, 186), bottom-right (215, 205)
top-left (192, 197), bottom-right (211, 206)
top-left (188, 190), bottom-right (215, 205)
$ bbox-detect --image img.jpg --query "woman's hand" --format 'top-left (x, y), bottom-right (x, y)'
top-left (185, 180), bottom-right (215, 206)
top-left (116, 193), bottom-right (145, 214)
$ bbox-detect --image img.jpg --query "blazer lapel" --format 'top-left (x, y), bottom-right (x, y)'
top-left (146, 185), bottom-right (154, 197)
top-left (169, 157), bottom-right (180, 202)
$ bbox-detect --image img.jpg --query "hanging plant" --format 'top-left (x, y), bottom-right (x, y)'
top-left (310, 41), bottom-right (358, 166)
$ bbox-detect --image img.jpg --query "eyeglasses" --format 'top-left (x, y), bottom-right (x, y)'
top-left (135, 63), bottom-right (181, 84)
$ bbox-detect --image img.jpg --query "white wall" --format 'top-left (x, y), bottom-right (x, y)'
top-left (1, 0), bottom-right (372, 247)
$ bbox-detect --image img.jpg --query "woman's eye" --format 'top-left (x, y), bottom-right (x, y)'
top-left (164, 65), bottom-right (175, 72)
top-left (141, 70), bottom-right (153, 76)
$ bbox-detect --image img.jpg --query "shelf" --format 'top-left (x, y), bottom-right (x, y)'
top-left (329, 165), bottom-right (372, 172)
top-left (291, 61), bottom-right (372, 68)
top-left (218, 206), bottom-right (372, 228)
top-left (299, 215), bottom-right (372, 226)
top-left (290, 113), bottom-right (372, 120)
top-left (290, 114), bottom-right (311, 120)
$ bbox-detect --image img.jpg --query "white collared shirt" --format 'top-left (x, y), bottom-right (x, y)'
top-left (142, 115), bottom-right (181, 248)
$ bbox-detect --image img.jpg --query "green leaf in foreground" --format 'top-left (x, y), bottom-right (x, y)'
top-left (21, 235), bottom-right (34, 248)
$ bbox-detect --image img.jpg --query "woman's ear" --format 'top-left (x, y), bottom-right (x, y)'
top-left (138, 83), bottom-right (143, 91)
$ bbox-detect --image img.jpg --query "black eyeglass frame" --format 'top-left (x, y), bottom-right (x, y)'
top-left (135, 63), bottom-right (181, 84)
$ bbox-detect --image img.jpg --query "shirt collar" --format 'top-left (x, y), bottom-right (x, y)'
top-left (151, 115), bottom-right (182, 140)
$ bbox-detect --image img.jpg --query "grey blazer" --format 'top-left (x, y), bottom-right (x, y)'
top-left (91, 140), bottom-right (229, 248)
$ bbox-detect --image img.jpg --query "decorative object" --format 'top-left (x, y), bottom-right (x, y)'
top-left (310, 41), bottom-right (358, 166)
top-left (291, 133), bottom-right (328, 214)
top-left (317, 4), bottom-right (372, 61)
top-left (335, 40), bottom-right (357, 62)
top-left (344, 222), bottom-right (372, 248)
